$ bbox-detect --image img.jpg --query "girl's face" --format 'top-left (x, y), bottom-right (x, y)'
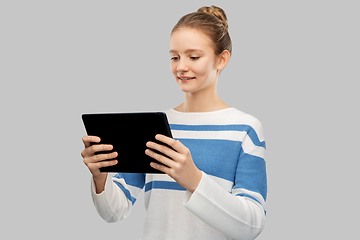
top-left (169, 27), bottom-right (220, 94)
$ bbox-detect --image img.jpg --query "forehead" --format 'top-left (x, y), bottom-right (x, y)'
top-left (169, 27), bottom-right (214, 54)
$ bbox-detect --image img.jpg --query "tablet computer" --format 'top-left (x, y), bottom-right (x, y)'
top-left (82, 112), bottom-right (172, 173)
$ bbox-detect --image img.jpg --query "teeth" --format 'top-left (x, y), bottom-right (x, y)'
top-left (179, 77), bottom-right (193, 80)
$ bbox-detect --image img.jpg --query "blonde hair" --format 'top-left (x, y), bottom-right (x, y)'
top-left (172, 5), bottom-right (232, 56)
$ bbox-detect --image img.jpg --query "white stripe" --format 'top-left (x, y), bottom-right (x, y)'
top-left (232, 188), bottom-right (266, 210)
top-left (166, 108), bottom-right (241, 125)
top-left (112, 177), bottom-right (126, 186)
top-left (172, 130), bottom-right (247, 142)
top-left (173, 130), bottom-right (265, 159)
top-left (112, 177), bottom-right (142, 198)
top-left (207, 174), bottom-right (233, 192)
top-left (165, 108), bottom-right (265, 142)
top-left (145, 173), bottom-right (233, 192)
top-left (245, 146), bottom-right (265, 159)
top-left (242, 143), bottom-right (265, 158)
top-left (146, 173), bottom-right (174, 183)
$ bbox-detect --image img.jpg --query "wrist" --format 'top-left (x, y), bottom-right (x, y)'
top-left (93, 174), bottom-right (108, 194)
top-left (93, 173), bottom-right (107, 182)
top-left (189, 170), bottom-right (203, 193)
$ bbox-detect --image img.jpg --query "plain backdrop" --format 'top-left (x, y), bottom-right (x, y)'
top-left (1, 0), bottom-right (359, 239)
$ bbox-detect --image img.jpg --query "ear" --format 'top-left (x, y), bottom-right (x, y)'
top-left (216, 50), bottom-right (231, 71)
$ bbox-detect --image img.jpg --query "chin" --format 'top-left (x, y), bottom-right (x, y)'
top-left (179, 86), bottom-right (203, 94)
top-left (178, 86), bottom-right (193, 93)
top-left (177, 81), bottom-right (196, 93)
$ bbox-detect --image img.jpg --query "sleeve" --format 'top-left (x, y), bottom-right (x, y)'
top-left (91, 173), bottom-right (145, 223)
top-left (183, 122), bottom-right (267, 240)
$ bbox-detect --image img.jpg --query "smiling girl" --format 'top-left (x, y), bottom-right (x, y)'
top-left (82, 5), bottom-right (267, 240)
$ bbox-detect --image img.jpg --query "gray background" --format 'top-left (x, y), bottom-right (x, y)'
top-left (1, 0), bottom-right (359, 239)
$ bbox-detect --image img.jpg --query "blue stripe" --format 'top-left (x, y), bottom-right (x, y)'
top-left (113, 173), bottom-right (145, 205)
top-left (178, 138), bottom-right (241, 182)
top-left (145, 181), bottom-right (186, 192)
top-left (114, 182), bottom-right (137, 205)
top-left (170, 124), bottom-right (265, 148)
top-left (235, 152), bottom-right (267, 201)
top-left (113, 173), bottom-right (145, 189)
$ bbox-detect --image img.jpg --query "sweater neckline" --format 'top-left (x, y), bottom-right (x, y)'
top-left (170, 107), bottom-right (235, 115)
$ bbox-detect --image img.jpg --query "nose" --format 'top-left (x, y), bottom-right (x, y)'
top-left (176, 59), bottom-right (189, 72)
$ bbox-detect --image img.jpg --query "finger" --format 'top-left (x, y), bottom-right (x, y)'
top-left (150, 161), bottom-right (170, 175)
top-left (82, 135), bottom-right (101, 148)
top-left (82, 144), bottom-right (113, 158)
top-left (145, 149), bottom-right (176, 169)
top-left (155, 134), bottom-right (188, 154)
top-left (146, 141), bottom-right (179, 160)
top-left (85, 151), bottom-right (118, 164)
top-left (87, 159), bottom-right (118, 172)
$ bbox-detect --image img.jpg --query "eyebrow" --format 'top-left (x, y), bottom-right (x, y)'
top-left (169, 49), bottom-right (203, 54)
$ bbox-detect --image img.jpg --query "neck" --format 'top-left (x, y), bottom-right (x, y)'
top-left (176, 85), bottom-right (230, 113)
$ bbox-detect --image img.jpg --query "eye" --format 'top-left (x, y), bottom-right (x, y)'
top-left (190, 56), bottom-right (200, 60)
top-left (170, 56), bottom-right (179, 61)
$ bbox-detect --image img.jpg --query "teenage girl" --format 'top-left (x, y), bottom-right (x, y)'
top-left (81, 5), bottom-right (267, 240)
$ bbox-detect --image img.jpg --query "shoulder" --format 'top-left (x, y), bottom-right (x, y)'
top-left (230, 109), bottom-right (264, 130)
top-left (163, 108), bottom-right (265, 146)
top-left (163, 108), bottom-right (264, 130)
top-left (229, 109), bottom-right (265, 145)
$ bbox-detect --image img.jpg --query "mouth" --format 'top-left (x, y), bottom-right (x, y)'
top-left (178, 76), bottom-right (195, 81)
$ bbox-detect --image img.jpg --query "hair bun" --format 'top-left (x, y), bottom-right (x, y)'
top-left (198, 5), bottom-right (228, 31)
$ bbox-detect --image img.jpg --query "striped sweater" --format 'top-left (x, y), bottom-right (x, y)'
top-left (91, 108), bottom-right (267, 240)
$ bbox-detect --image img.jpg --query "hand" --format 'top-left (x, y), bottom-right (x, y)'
top-left (145, 134), bottom-right (202, 193)
top-left (81, 136), bottom-right (118, 181)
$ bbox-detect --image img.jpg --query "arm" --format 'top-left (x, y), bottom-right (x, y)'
top-left (184, 133), bottom-right (267, 239)
top-left (91, 173), bottom-right (145, 223)
top-left (184, 172), bottom-right (265, 240)
top-left (81, 135), bottom-right (145, 223)
top-left (146, 124), bottom-right (267, 239)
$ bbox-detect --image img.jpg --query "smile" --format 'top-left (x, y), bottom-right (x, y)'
top-left (178, 76), bottom-right (195, 81)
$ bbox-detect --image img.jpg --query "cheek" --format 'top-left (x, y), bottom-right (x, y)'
top-left (194, 61), bottom-right (215, 77)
